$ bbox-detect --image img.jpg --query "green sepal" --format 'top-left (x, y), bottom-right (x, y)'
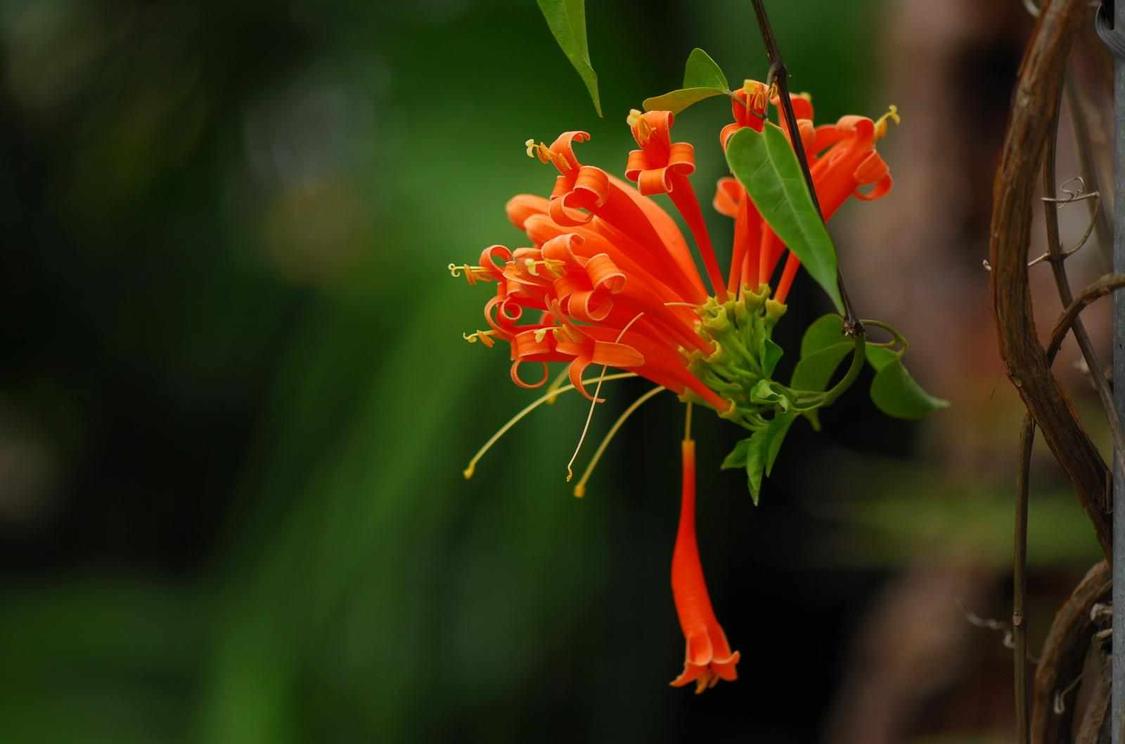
top-left (762, 337), bottom-right (784, 378)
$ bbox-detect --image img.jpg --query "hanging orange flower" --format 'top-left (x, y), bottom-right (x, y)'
top-left (453, 81), bottom-right (896, 691)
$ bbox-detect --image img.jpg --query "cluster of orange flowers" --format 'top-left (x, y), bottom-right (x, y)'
top-left (453, 82), bottom-right (895, 692)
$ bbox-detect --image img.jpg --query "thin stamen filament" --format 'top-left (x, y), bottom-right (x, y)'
top-left (572, 386), bottom-right (666, 497)
top-left (565, 312), bottom-right (647, 481)
top-left (462, 372), bottom-right (638, 479)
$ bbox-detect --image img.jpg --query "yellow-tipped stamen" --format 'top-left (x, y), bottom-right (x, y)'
top-left (532, 327), bottom-right (559, 344)
top-left (525, 139), bottom-right (567, 170)
top-left (683, 400), bottom-right (694, 441)
top-left (462, 330), bottom-right (496, 348)
top-left (521, 257), bottom-right (565, 278)
top-left (572, 386), bottom-right (666, 498)
top-left (449, 263), bottom-right (488, 284)
top-left (874, 104), bottom-right (900, 140)
top-left (628, 109), bottom-right (653, 145)
top-left (565, 313), bottom-right (646, 482)
top-left (462, 372), bottom-right (638, 480)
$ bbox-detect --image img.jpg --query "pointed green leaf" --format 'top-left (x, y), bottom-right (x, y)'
top-left (870, 359), bottom-right (950, 419)
top-left (790, 342), bottom-right (853, 430)
top-left (864, 345), bottom-right (899, 372)
top-left (682, 48), bottom-right (729, 91)
top-left (792, 342), bottom-right (853, 393)
top-left (764, 413), bottom-right (796, 476)
top-left (726, 123), bottom-right (844, 312)
top-left (536, 0), bottom-right (602, 116)
top-left (743, 414), bottom-right (796, 504)
top-left (721, 438), bottom-right (752, 470)
top-left (641, 48), bottom-right (729, 115)
top-left (800, 314), bottom-right (846, 357)
top-left (642, 87), bottom-right (726, 114)
top-left (745, 432), bottom-right (767, 504)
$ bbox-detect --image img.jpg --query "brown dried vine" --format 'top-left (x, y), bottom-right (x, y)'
top-left (991, 0), bottom-right (1116, 742)
top-left (990, 0), bottom-right (1110, 556)
top-left (1030, 561), bottom-right (1110, 744)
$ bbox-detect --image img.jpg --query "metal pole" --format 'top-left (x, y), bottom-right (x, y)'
top-left (1108, 0), bottom-right (1125, 737)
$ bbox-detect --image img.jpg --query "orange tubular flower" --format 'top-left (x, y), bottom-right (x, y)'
top-left (671, 437), bottom-right (740, 693)
top-left (454, 85), bottom-right (896, 692)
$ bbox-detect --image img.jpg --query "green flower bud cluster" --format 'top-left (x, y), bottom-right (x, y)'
top-left (684, 285), bottom-right (827, 432)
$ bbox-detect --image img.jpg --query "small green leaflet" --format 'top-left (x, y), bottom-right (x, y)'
top-left (799, 314), bottom-right (845, 358)
top-left (682, 48), bottom-right (728, 89)
top-left (642, 48), bottom-right (729, 114)
top-left (791, 313), bottom-right (949, 421)
top-left (721, 414), bottom-right (796, 505)
top-left (870, 357), bottom-right (950, 419)
top-left (791, 314), bottom-right (849, 429)
top-left (536, 0), bottom-right (601, 116)
top-left (725, 123), bottom-right (844, 313)
top-left (864, 345), bottom-right (898, 372)
top-left (791, 343), bottom-right (852, 430)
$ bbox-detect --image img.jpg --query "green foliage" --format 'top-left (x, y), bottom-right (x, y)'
top-left (722, 413), bottom-right (796, 504)
top-left (870, 357), bottom-right (950, 419)
top-left (725, 123), bottom-right (844, 312)
top-left (642, 48), bottom-right (729, 113)
top-left (682, 48), bottom-right (729, 89)
top-left (790, 313), bottom-right (948, 423)
top-left (536, 0), bottom-right (602, 116)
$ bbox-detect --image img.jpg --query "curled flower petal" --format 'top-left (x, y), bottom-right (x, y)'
top-left (625, 110), bottom-right (696, 196)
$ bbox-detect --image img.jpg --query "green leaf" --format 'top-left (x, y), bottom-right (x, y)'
top-left (870, 359), bottom-right (950, 419)
top-left (763, 413), bottom-right (796, 476)
top-left (800, 313), bottom-right (846, 357)
top-left (642, 87), bottom-right (727, 115)
top-left (743, 414), bottom-right (797, 504)
top-left (641, 48), bottom-right (729, 114)
top-left (864, 345), bottom-right (899, 372)
top-left (682, 48), bottom-right (728, 91)
top-left (790, 342), bottom-right (852, 430)
top-left (536, 0), bottom-right (602, 116)
top-left (726, 123), bottom-right (844, 312)
top-left (721, 438), bottom-right (751, 470)
top-left (792, 342), bottom-right (853, 393)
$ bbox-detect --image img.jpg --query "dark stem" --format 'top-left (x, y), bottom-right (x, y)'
top-left (1043, 96), bottom-right (1125, 494)
top-left (1047, 273), bottom-right (1125, 360)
top-left (1030, 561), bottom-right (1110, 743)
top-left (749, 0), bottom-right (862, 335)
top-left (1064, 77), bottom-right (1113, 263)
top-left (989, 0), bottom-right (1110, 557)
top-left (1015, 416), bottom-right (1034, 744)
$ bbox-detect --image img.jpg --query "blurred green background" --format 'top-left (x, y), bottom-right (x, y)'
top-left (0, 1), bottom-right (1106, 742)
